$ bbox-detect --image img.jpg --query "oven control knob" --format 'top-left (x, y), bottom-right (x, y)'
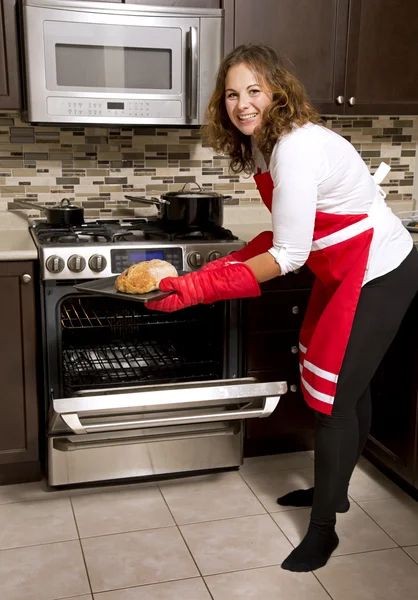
top-left (67, 254), bottom-right (86, 273)
top-left (187, 252), bottom-right (203, 268)
top-left (89, 254), bottom-right (107, 272)
top-left (207, 251), bottom-right (222, 262)
top-left (45, 255), bottom-right (65, 273)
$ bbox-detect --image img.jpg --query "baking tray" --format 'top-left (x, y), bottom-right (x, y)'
top-left (73, 272), bottom-right (186, 303)
top-left (406, 222), bottom-right (418, 233)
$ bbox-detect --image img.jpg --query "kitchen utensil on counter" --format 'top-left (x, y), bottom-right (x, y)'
top-left (11, 198), bottom-right (84, 227)
top-left (74, 271), bottom-right (187, 303)
top-left (125, 182), bottom-right (231, 233)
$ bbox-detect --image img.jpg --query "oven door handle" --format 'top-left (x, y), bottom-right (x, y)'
top-left (53, 379), bottom-right (287, 414)
top-left (60, 396), bottom-right (281, 434)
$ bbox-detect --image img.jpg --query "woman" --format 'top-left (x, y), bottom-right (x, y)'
top-left (146, 43), bottom-right (418, 572)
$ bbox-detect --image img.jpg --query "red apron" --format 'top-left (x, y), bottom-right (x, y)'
top-left (254, 170), bottom-right (374, 415)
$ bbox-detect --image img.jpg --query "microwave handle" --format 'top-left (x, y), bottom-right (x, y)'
top-left (188, 27), bottom-right (198, 120)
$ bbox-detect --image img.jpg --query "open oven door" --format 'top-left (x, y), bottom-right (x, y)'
top-left (48, 377), bottom-right (287, 486)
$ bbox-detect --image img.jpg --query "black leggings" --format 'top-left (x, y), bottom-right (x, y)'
top-left (311, 246), bottom-right (418, 525)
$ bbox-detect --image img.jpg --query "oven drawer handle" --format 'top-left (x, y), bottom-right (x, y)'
top-left (61, 396), bottom-right (281, 435)
top-left (53, 424), bottom-right (240, 451)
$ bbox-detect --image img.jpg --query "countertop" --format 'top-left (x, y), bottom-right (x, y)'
top-left (0, 205), bottom-right (416, 262)
top-left (0, 212), bottom-right (38, 261)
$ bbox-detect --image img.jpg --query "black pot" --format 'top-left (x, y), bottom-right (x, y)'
top-left (13, 198), bottom-right (84, 227)
top-left (125, 183), bottom-right (231, 233)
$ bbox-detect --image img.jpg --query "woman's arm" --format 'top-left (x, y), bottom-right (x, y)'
top-left (267, 128), bottom-right (319, 276)
top-left (245, 252), bottom-right (281, 283)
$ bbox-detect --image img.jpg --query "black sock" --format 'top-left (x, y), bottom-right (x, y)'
top-left (277, 487), bottom-right (350, 513)
top-left (281, 524), bottom-right (339, 572)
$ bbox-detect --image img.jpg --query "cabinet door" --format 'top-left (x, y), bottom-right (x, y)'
top-left (229, 0), bottom-right (349, 114)
top-left (345, 0), bottom-right (418, 115)
top-left (365, 291), bottom-right (418, 486)
top-left (0, 263), bottom-right (39, 474)
top-left (0, 0), bottom-right (21, 109)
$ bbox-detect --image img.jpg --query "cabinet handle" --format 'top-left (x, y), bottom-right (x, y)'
top-left (348, 96), bottom-right (356, 106)
top-left (335, 95), bottom-right (344, 105)
top-left (21, 274), bottom-right (32, 284)
top-left (291, 346), bottom-right (298, 354)
top-left (292, 306), bottom-right (300, 314)
top-left (290, 384), bottom-right (298, 393)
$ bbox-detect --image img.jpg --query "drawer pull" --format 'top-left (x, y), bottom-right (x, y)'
top-left (290, 384), bottom-right (298, 393)
top-left (292, 306), bottom-right (300, 314)
top-left (291, 346), bottom-right (298, 354)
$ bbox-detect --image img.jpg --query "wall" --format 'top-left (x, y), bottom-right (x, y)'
top-left (0, 112), bottom-right (417, 219)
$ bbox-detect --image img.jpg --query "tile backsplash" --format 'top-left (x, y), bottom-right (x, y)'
top-left (0, 112), bottom-right (416, 219)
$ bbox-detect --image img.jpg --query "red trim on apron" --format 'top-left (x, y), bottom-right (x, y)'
top-left (254, 170), bottom-right (274, 212)
top-left (254, 171), bottom-right (374, 415)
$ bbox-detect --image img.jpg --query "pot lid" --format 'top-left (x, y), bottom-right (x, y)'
top-left (161, 182), bottom-right (226, 200)
top-left (49, 198), bottom-right (82, 211)
top-left (162, 191), bottom-right (225, 199)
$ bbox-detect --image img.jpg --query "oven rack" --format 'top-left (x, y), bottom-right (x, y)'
top-left (61, 298), bottom-right (219, 329)
top-left (62, 339), bottom-right (222, 391)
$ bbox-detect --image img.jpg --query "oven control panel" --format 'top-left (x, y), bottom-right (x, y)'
top-left (38, 240), bottom-right (246, 281)
top-left (111, 247), bottom-right (183, 273)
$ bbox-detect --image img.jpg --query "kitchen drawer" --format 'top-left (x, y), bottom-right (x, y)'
top-left (245, 289), bottom-right (311, 332)
top-left (260, 266), bottom-right (315, 291)
top-left (246, 330), bottom-right (301, 371)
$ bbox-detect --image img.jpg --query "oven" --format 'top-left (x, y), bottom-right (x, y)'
top-left (42, 282), bottom-right (286, 486)
top-left (30, 219), bottom-right (287, 486)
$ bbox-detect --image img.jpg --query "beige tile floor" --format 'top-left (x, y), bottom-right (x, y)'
top-left (1, 452), bottom-right (418, 599)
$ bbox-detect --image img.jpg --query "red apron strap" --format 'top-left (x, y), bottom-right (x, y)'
top-left (253, 170), bottom-right (274, 212)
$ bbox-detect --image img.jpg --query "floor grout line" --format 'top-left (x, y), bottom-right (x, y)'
top-left (69, 496), bottom-right (95, 598)
top-left (155, 483), bottom-right (215, 599)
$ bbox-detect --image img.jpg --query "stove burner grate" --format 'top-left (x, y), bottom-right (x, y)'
top-left (31, 219), bottom-right (238, 245)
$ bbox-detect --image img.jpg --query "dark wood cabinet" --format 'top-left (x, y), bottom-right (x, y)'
top-left (243, 266), bottom-right (316, 457)
top-left (225, 0), bottom-right (418, 115)
top-left (0, 262), bottom-right (41, 485)
top-left (364, 291), bottom-right (418, 493)
top-left (345, 0), bottom-right (418, 115)
top-left (225, 0), bottom-right (348, 115)
top-left (0, 0), bottom-right (20, 109)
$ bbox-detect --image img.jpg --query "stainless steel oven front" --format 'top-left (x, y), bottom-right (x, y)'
top-left (21, 0), bottom-right (224, 125)
top-left (41, 283), bottom-right (287, 486)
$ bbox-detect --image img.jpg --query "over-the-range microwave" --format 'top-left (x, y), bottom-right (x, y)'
top-left (20, 0), bottom-right (224, 125)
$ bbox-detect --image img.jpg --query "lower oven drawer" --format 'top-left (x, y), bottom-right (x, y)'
top-left (48, 422), bottom-right (243, 486)
top-left (50, 377), bottom-right (288, 435)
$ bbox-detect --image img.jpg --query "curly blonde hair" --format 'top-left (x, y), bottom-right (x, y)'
top-left (201, 43), bottom-right (322, 174)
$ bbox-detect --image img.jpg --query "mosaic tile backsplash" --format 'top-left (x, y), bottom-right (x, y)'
top-left (0, 112), bottom-right (416, 219)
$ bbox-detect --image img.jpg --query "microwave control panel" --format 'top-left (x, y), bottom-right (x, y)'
top-left (47, 98), bottom-right (182, 119)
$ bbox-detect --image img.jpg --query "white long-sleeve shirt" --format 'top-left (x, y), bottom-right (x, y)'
top-left (253, 123), bottom-right (412, 284)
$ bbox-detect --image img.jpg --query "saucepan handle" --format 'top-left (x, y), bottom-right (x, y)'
top-left (125, 195), bottom-right (170, 206)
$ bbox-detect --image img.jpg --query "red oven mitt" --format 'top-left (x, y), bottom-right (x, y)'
top-left (202, 230), bottom-right (273, 271)
top-left (145, 261), bottom-right (261, 312)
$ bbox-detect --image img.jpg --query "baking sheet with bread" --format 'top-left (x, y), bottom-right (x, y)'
top-left (74, 259), bottom-right (182, 302)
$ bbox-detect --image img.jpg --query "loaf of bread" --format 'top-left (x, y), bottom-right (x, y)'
top-left (115, 259), bottom-right (178, 294)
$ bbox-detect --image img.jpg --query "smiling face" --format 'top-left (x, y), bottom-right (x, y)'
top-left (224, 63), bottom-right (272, 138)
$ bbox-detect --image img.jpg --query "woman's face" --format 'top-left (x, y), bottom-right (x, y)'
top-left (224, 63), bottom-right (272, 137)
